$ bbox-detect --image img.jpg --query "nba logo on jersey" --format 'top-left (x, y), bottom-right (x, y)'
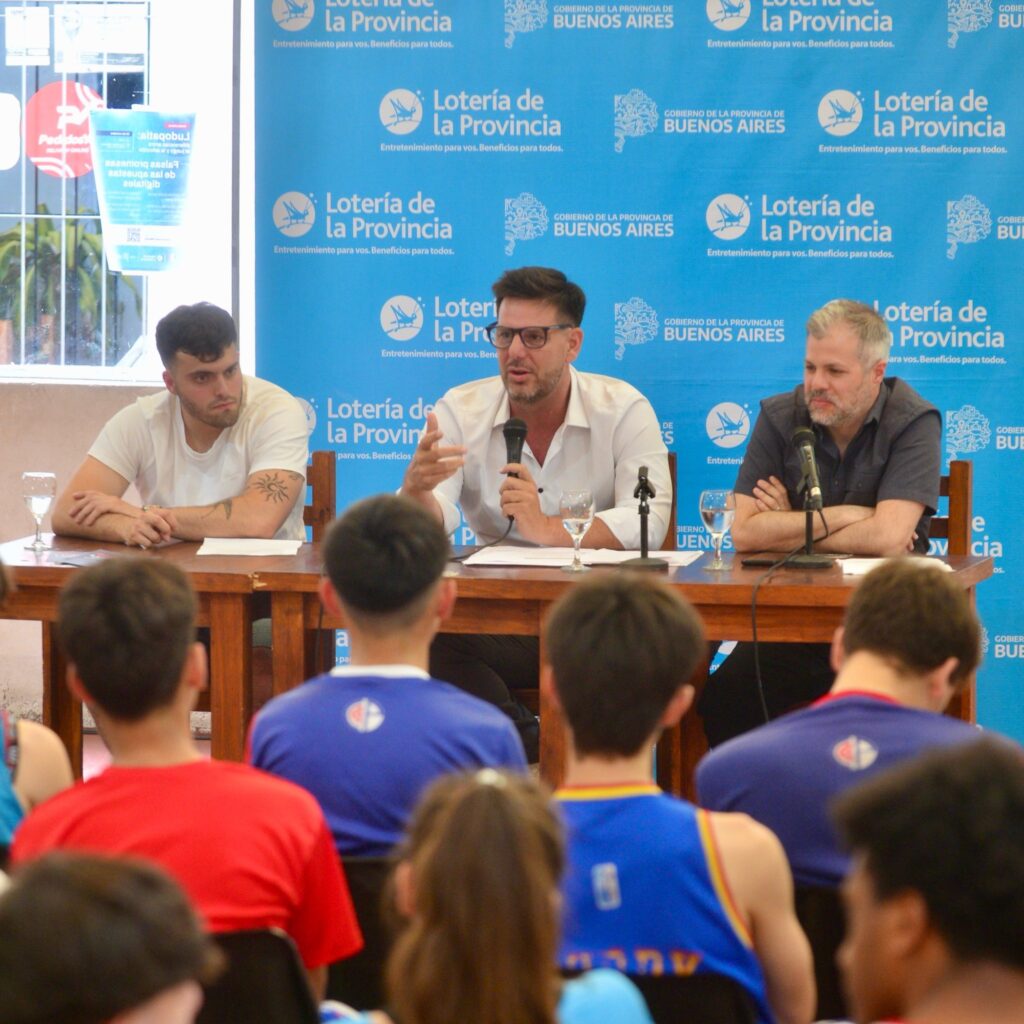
top-left (345, 698), bottom-right (385, 733)
top-left (592, 862), bottom-right (622, 910)
top-left (831, 734), bottom-right (879, 771)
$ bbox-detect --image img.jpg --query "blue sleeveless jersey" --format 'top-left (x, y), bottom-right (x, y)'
top-left (556, 785), bottom-right (771, 1024)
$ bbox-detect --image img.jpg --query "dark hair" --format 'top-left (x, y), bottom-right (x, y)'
top-left (545, 573), bottom-right (706, 757)
top-left (834, 738), bottom-right (1024, 970)
top-left (323, 495), bottom-right (451, 631)
top-left (0, 852), bottom-right (222, 1024)
top-left (842, 559), bottom-right (980, 687)
top-left (57, 559), bottom-right (197, 721)
top-left (155, 301), bottom-right (238, 366)
top-left (492, 267), bottom-right (586, 326)
top-left (387, 770), bottom-right (563, 1024)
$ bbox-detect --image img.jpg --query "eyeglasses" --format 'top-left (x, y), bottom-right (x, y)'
top-left (484, 323), bottom-right (574, 350)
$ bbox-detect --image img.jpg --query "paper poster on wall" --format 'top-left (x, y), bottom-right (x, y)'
top-left (89, 108), bottom-right (195, 274)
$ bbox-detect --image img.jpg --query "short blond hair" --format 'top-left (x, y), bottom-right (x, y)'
top-left (806, 299), bottom-right (891, 366)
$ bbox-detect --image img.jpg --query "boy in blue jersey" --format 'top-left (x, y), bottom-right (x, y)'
top-left (249, 494), bottom-right (526, 857)
top-left (546, 574), bottom-right (814, 1024)
top-left (696, 559), bottom-right (984, 889)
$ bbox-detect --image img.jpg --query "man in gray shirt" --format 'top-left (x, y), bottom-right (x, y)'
top-left (699, 299), bottom-right (941, 746)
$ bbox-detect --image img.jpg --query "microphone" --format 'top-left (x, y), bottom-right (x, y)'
top-left (503, 418), bottom-right (528, 477)
top-left (634, 464), bottom-right (656, 500)
top-left (791, 426), bottom-right (823, 510)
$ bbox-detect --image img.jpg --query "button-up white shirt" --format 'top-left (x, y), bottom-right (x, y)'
top-left (432, 367), bottom-right (671, 548)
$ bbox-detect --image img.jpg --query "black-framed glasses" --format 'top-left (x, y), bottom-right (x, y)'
top-left (484, 323), bottom-right (574, 350)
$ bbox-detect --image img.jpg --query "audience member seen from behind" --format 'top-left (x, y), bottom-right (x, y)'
top-left (0, 558), bottom-right (73, 871)
top-left (834, 739), bottom-right (1024, 1024)
top-left (546, 574), bottom-right (814, 1024)
top-left (10, 558), bottom-right (361, 999)
top-left (697, 558), bottom-right (984, 889)
top-left (328, 770), bottom-right (653, 1024)
top-left (249, 494), bottom-right (526, 858)
top-left (0, 851), bottom-right (222, 1024)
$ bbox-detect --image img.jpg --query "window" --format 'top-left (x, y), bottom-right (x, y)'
top-left (0, 0), bottom-right (235, 383)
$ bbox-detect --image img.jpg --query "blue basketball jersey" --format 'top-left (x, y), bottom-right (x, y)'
top-left (556, 785), bottom-right (771, 1024)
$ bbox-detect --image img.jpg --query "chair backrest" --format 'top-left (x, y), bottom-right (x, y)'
top-left (660, 451), bottom-right (678, 551)
top-left (794, 884), bottom-right (848, 1022)
top-left (303, 449), bottom-right (337, 542)
top-left (929, 460), bottom-right (972, 557)
top-left (197, 928), bottom-right (319, 1024)
top-left (327, 856), bottom-right (393, 1010)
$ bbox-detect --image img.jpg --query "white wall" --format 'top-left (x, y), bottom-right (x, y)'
top-left (0, 382), bottom-right (157, 717)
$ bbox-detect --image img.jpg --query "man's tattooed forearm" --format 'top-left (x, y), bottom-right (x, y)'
top-left (202, 498), bottom-right (233, 520)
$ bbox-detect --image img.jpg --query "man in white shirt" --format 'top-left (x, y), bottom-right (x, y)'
top-left (53, 302), bottom-right (309, 547)
top-left (400, 266), bottom-right (671, 757)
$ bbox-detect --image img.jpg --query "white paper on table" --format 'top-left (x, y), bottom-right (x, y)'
top-left (196, 538), bottom-right (303, 557)
top-left (462, 546), bottom-right (703, 568)
top-left (841, 556), bottom-right (953, 576)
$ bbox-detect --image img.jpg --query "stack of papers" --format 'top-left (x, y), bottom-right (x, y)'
top-left (462, 546), bottom-right (703, 568)
top-left (841, 557), bottom-right (953, 575)
top-left (197, 539), bottom-right (303, 556)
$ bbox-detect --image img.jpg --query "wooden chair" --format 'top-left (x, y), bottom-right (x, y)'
top-left (197, 928), bottom-right (319, 1024)
top-left (327, 855), bottom-right (393, 1010)
top-left (660, 451), bottom-right (678, 551)
top-left (930, 459), bottom-right (972, 557)
top-left (931, 459), bottom-right (974, 723)
top-left (793, 885), bottom-right (848, 1022)
top-left (303, 449), bottom-right (337, 542)
top-left (303, 449), bottom-right (337, 677)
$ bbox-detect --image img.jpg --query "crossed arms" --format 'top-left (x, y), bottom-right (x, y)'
top-left (52, 456), bottom-right (305, 548)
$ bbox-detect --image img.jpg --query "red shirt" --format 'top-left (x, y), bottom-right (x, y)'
top-left (12, 759), bottom-right (362, 968)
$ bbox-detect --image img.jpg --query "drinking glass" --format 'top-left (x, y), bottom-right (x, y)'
top-left (699, 489), bottom-right (735, 572)
top-left (22, 471), bottom-right (56, 552)
top-left (559, 489), bottom-right (594, 573)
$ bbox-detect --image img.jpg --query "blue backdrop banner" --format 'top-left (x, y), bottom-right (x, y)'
top-left (256, 1), bottom-right (1024, 739)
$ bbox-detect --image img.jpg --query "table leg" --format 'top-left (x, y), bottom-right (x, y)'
top-left (42, 622), bottom-right (82, 778)
top-left (537, 632), bottom-right (566, 788)
top-left (270, 591), bottom-right (308, 696)
top-left (209, 594), bottom-right (252, 762)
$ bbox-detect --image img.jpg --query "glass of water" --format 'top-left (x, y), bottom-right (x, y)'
top-left (699, 489), bottom-right (736, 572)
top-left (22, 471), bottom-right (57, 553)
top-left (559, 489), bottom-right (594, 573)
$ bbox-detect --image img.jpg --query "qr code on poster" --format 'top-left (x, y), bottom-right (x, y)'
top-left (126, 227), bottom-right (140, 242)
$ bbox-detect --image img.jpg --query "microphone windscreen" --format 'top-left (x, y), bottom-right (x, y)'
top-left (791, 425), bottom-right (816, 448)
top-left (503, 418), bottom-right (528, 464)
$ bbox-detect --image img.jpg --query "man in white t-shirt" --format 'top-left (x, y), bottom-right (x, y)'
top-left (53, 302), bottom-right (309, 547)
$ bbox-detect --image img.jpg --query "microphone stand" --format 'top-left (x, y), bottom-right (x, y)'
top-left (786, 470), bottom-right (834, 570)
top-left (621, 468), bottom-right (668, 572)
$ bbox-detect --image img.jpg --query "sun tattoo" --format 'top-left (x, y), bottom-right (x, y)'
top-left (254, 472), bottom-right (293, 503)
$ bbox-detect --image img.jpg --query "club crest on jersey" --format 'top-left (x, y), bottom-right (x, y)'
top-left (832, 735), bottom-right (878, 771)
top-left (345, 698), bottom-right (385, 733)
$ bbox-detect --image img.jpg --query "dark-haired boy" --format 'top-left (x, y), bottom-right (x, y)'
top-left (53, 301), bottom-right (308, 548)
top-left (11, 558), bottom-right (361, 999)
top-left (834, 739), bottom-right (1024, 1024)
top-left (0, 852), bottom-right (222, 1024)
top-left (249, 494), bottom-right (526, 857)
top-left (547, 573), bottom-right (814, 1024)
top-left (697, 559), bottom-right (983, 889)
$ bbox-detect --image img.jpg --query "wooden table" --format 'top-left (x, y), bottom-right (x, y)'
top-left (255, 548), bottom-right (994, 792)
top-left (0, 536), bottom-right (257, 773)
